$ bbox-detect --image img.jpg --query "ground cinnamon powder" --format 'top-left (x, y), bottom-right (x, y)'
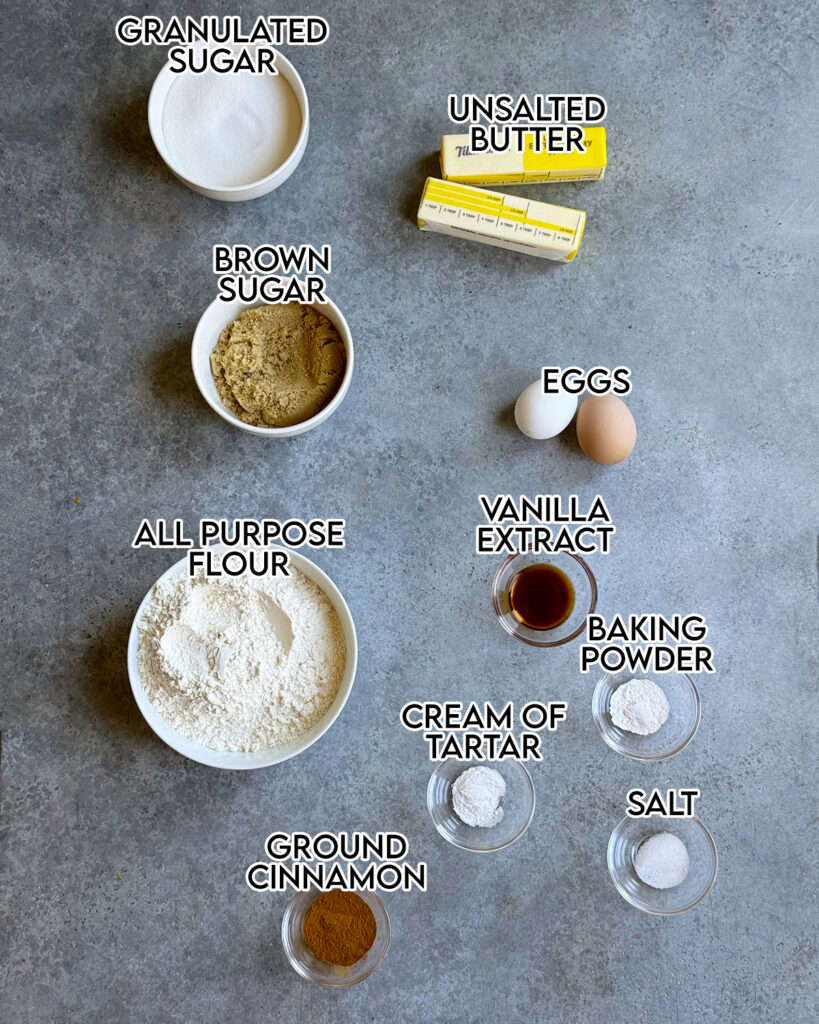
top-left (302, 890), bottom-right (377, 967)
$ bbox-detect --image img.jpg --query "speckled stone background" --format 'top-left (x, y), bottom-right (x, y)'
top-left (2, 1), bottom-right (817, 1021)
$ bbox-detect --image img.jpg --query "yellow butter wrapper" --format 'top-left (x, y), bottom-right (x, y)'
top-left (440, 127), bottom-right (607, 184)
top-left (417, 177), bottom-right (585, 262)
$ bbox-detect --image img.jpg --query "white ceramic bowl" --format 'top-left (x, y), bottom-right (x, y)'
top-left (126, 546), bottom-right (357, 768)
top-left (192, 295), bottom-right (354, 436)
top-left (147, 49), bottom-right (309, 201)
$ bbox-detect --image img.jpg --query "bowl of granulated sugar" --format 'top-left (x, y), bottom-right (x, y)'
top-left (148, 46), bottom-right (309, 201)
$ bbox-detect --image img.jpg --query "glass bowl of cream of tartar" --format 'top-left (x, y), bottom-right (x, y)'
top-left (427, 759), bottom-right (535, 853)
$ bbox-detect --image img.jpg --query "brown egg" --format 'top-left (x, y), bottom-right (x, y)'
top-left (576, 395), bottom-right (637, 465)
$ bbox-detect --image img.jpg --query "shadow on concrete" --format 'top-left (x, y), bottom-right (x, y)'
top-left (399, 151), bottom-right (441, 223)
top-left (103, 96), bottom-right (166, 179)
top-left (150, 331), bottom-right (210, 417)
top-left (83, 615), bottom-right (156, 742)
top-left (495, 399), bottom-right (517, 433)
top-left (554, 418), bottom-right (585, 457)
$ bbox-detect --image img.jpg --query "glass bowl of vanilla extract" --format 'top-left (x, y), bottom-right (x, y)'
top-left (491, 551), bottom-right (597, 647)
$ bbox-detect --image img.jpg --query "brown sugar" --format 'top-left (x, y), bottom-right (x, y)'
top-left (302, 890), bottom-right (377, 967)
top-left (210, 303), bottom-right (346, 428)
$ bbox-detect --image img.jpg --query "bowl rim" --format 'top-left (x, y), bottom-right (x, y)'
top-left (591, 671), bottom-right (702, 761)
top-left (191, 294), bottom-right (354, 437)
top-left (491, 550), bottom-right (597, 647)
top-left (607, 814), bottom-right (718, 915)
top-left (147, 47), bottom-right (310, 194)
top-left (426, 759), bottom-right (536, 853)
top-left (281, 889), bottom-right (390, 987)
top-left (126, 544), bottom-right (357, 768)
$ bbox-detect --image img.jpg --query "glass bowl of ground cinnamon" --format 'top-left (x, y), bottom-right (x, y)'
top-left (281, 889), bottom-right (390, 987)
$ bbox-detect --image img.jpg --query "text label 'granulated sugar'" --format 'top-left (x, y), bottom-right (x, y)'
top-left (115, 16), bottom-right (329, 75)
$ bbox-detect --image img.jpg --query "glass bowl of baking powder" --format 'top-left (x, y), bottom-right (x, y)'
top-left (592, 669), bottom-right (701, 761)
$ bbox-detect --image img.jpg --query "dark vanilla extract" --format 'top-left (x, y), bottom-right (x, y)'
top-left (509, 563), bottom-right (575, 630)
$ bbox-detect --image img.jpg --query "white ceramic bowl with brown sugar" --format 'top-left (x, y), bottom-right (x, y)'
top-left (191, 296), bottom-right (354, 436)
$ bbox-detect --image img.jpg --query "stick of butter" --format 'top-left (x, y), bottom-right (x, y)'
top-left (440, 128), bottom-right (607, 185)
top-left (417, 177), bottom-right (586, 261)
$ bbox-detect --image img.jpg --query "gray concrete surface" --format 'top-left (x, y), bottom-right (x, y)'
top-left (2, 1), bottom-right (817, 1021)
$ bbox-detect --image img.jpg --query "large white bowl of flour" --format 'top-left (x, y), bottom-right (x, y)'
top-left (127, 547), bottom-right (357, 768)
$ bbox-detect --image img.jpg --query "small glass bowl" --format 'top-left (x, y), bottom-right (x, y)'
top-left (608, 816), bottom-right (718, 915)
top-left (592, 670), bottom-right (700, 760)
top-left (281, 890), bottom-right (390, 987)
top-left (427, 759), bottom-right (535, 853)
top-left (491, 550), bottom-right (597, 647)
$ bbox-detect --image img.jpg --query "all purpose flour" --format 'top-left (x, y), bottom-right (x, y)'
top-left (137, 561), bottom-right (345, 751)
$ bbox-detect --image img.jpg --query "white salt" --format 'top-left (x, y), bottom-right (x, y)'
top-left (634, 832), bottom-right (690, 889)
top-left (161, 69), bottom-right (302, 187)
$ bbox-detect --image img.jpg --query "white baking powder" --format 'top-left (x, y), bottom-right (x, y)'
top-left (610, 678), bottom-right (669, 735)
top-left (451, 766), bottom-right (506, 828)
top-left (137, 561), bottom-right (345, 751)
top-left (161, 66), bottom-right (302, 187)
top-left (634, 832), bottom-right (690, 889)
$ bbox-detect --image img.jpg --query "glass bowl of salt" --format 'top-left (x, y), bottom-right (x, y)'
top-left (427, 759), bottom-right (535, 853)
top-left (592, 670), bottom-right (701, 761)
top-left (608, 816), bottom-right (718, 915)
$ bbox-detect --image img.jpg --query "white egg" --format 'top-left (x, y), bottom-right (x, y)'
top-left (514, 379), bottom-right (578, 439)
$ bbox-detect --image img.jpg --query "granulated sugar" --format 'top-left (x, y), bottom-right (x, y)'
top-left (161, 67), bottom-right (302, 187)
